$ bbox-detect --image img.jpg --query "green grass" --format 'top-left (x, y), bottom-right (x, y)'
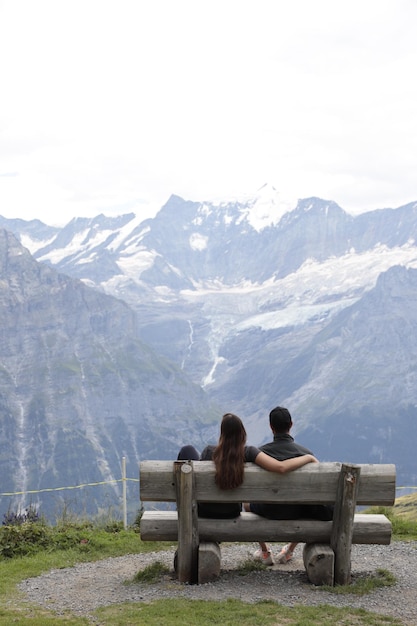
top-left (95, 598), bottom-right (404, 625)
top-left (131, 560), bottom-right (170, 583)
top-left (320, 568), bottom-right (396, 595)
top-left (393, 491), bottom-right (417, 521)
top-left (235, 557), bottom-right (268, 575)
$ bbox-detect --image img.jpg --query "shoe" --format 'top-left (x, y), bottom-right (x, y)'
top-left (253, 547), bottom-right (274, 566)
top-left (277, 544), bottom-right (294, 564)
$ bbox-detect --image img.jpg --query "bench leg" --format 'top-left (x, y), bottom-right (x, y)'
top-left (198, 542), bottom-right (221, 584)
top-left (303, 543), bottom-right (334, 586)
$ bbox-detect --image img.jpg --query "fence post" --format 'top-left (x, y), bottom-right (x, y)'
top-left (122, 456), bottom-right (127, 529)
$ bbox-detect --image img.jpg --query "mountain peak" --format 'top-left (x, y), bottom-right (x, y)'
top-left (243, 184), bottom-right (297, 231)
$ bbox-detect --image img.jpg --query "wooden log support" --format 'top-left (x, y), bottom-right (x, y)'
top-left (303, 543), bottom-right (335, 586)
top-left (174, 461), bottom-right (199, 584)
top-left (330, 463), bottom-right (361, 586)
top-left (198, 542), bottom-right (221, 584)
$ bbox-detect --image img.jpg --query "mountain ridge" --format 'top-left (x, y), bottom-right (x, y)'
top-left (1, 191), bottom-right (417, 510)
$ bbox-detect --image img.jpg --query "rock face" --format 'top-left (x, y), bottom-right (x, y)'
top-left (0, 229), bottom-right (219, 518)
top-left (2, 190), bottom-right (417, 512)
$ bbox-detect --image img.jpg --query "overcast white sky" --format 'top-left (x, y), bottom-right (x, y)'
top-left (1, 0), bottom-right (416, 226)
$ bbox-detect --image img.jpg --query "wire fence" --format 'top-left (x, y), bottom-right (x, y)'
top-left (0, 458), bottom-right (139, 528)
top-left (2, 462), bottom-right (417, 528)
top-left (0, 479), bottom-right (139, 497)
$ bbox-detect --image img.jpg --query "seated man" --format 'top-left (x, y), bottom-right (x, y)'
top-left (244, 406), bottom-right (333, 565)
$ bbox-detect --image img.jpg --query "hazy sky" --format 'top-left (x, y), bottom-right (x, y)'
top-left (1, 0), bottom-right (416, 226)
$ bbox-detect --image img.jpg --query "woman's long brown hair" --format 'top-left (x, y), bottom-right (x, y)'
top-left (212, 413), bottom-right (247, 489)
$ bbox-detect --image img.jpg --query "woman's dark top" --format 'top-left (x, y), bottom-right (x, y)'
top-left (197, 444), bottom-right (260, 518)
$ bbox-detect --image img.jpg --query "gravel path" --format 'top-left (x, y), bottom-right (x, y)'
top-left (18, 542), bottom-right (417, 625)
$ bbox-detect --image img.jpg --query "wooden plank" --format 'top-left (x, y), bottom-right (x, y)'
top-left (140, 461), bottom-right (177, 501)
top-left (139, 461), bottom-right (396, 506)
top-left (193, 462), bottom-right (341, 504)
top-left (356, 464), bottom-right (396, 505)
top-left (330, 464), bottom-right (360, 585)
top-left (140, 510), bottom-right (178, 541)
top-left (140, 511), bottom-right (392, 544)
top-left (351, 513), bottom-right (392, 544)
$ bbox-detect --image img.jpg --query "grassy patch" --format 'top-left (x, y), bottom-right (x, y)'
top-left (131, 561), bottom-right (170, 583)
top-left (235, 557), bottom-right (266, 575)
top-left (391, 514), bottom-right (417, 540)
top-left (320, 568), bottom-right (396, 595)
top-left (0, 520), bottom-right (172, 561)
top-left (393, 492), bottom-right (417, 522)
top-left (95, 598), bottom-right (404, 626)
top-left (0, 608), bottom-right (89, 625)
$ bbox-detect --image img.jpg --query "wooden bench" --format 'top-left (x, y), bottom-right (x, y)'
top-left (139, 460), bottom-right (396, 586)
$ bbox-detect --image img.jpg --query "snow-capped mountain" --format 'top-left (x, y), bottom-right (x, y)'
top-left (2, 189), bottom-right (417, 491)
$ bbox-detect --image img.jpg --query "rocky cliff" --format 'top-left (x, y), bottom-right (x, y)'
top-left (0, 229), bottom-right (219, 518)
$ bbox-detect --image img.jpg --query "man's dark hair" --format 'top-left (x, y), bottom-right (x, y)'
top-left (269, 406), bottom-right (292, 433)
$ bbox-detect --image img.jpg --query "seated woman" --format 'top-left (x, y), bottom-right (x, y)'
top-left (178, 412), bottom-right (318, 518)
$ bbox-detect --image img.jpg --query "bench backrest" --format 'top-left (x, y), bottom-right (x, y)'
top-left (140, 461), bottom-right (396, 507)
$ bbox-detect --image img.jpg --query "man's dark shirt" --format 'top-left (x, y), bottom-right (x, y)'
top-left (260, 433), bottom-right (313, 460)
top-left (250, 433), bottom-right (333, 521)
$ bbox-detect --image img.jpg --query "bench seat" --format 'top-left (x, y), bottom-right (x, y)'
top-left (140, 510), bottom-right (392, 544)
